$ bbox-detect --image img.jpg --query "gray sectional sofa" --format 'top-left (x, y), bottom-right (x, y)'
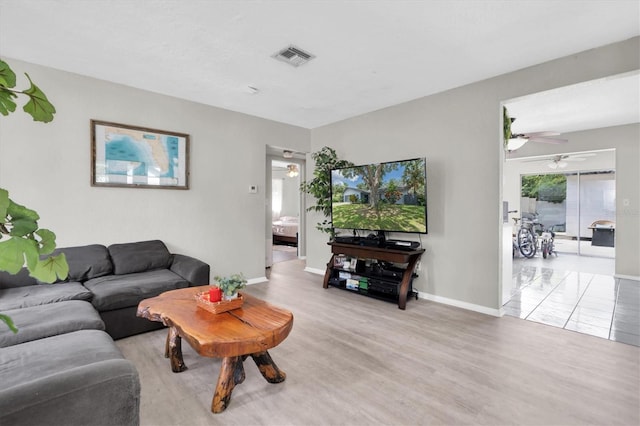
top-left (0, 240), bottom-right (210, 426)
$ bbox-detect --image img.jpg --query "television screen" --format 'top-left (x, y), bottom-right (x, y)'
top-left (330, 158), bottom-right (427, 234)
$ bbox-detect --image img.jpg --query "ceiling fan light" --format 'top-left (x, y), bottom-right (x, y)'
top-left (507, 137), bottom-right (528, 151)
top-left (286, 164), bottom-right (299, 177)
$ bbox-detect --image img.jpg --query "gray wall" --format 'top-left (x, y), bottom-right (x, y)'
top-left (2, 37), bottom-right (637, 312)
top-left (307, 37), bottom-right (639, 312)
top-left (0, 59), bottom-right (310, 281)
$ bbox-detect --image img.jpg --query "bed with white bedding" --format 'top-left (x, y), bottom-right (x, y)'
top-left (272, 216), bottom-right (298, 246)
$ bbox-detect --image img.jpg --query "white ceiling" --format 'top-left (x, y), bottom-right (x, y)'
top-left (505, 71), bottom-right (640, 135)
top-left (0, 1), bottom-right (638, 130)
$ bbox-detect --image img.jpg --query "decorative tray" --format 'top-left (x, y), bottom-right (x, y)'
top-left (195, 292), bottom-right (244, 314)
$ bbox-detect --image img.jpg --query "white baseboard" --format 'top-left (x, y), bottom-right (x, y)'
top-left (248, 276), bottom-right (269, 285)
top-left (304, 266), bottom-right (325, 275)
top-left (614, 274), bottom-right (640, 282)
top-left (417, 291), bottom-right (502, 317)
top-left (305, 267), bottom-right (500, 317)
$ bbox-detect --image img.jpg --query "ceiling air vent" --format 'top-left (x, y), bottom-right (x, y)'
top-left (272, 45), bottom-right (315, 67)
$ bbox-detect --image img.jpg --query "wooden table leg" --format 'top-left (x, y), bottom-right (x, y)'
top-left (251, 351), bottom-right (286, 383)
top-left (211, 356), bottom-right (245, 413)
top-left (166, 327), bottom-right (187, 373)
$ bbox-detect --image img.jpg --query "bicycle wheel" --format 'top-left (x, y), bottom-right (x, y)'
top-left (518, 228), bottom-right (537, 258)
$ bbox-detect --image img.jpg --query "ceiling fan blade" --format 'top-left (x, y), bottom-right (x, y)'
top-left (527, 137), bottom-right (568, 144)
top-left (522, 131), bottom-right (561, 137)
top-left (521, 157), bottom-right (550, 163)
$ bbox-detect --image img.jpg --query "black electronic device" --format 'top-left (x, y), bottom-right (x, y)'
top-left (334, 236), bottom-right (358, 244)
top-left (359, 237), bottom-right (380, 247)
top-left (384, 239), bottom-right (420, 250)
top-left (367, 278), bottom-right (400, 296)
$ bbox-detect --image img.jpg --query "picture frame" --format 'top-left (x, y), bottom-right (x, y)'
top-left (91, 120), bottom-right (190, 189)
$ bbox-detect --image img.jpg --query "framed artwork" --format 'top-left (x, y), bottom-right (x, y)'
top-left (91, 120), bottom-right (189, 189)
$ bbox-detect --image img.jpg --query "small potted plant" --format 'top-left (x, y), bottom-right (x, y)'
top-left (214, 273), bottom-right (247, 300)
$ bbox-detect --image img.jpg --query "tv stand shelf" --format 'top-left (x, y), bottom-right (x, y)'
top-left (323, 242), bottom-right (425, 309)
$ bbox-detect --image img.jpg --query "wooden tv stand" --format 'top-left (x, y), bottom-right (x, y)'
top-left (323, 242), bottom-right (425, 310)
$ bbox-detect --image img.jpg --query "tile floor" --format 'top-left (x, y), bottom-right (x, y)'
top-left (505, 255), bottom-right (640, 347)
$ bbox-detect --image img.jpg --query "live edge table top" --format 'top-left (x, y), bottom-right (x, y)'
top-left (136, 286), bottom-right (294, 359)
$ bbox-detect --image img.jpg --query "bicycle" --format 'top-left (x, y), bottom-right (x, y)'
top-left (516, 213), bottom-right (540, 259)
top-left (539, 224), bottom-right (557, 259)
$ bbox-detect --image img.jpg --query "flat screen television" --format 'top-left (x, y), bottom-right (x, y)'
top-left (330, 157), bottom-right (427, 234)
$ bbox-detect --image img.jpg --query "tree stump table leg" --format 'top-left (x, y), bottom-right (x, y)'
top-left (167, 327), bottom-right (187, 373)
top-left (211, 356), bottom-right (244, 413)
top-left (251, 351), bottom-right (287, 383)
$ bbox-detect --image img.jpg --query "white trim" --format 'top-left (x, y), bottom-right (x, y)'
top-left (304, 266), bottom-right (325, 275)
top-left (306, 265), bottom-right (502, 316)
top-left (306, 267), bottom-right (502, 316)
top-left (417, 291), bottom-right (502, 317)
top-left (248, 276), bottom-right (269, 285)
top-left (615, 274), bottom-right (640, 282)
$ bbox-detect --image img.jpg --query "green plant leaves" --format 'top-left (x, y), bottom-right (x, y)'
top-left (31, 253), bottom-right (68, 283)
top-left (0, 187), bottom-right (69, 282)
top-left (36, 228), bottom-right (57, 255)
top-left (300, 146), bottom-right (354, 234)
top-left (0, 89), bottom-right (18, 117)
top-left (22, 73), bottom-right (56, 123)
top-left (0, 314), bottom-right (18, 334)
top-left (0, 60), bottom-right (56, 122)
top-left (0, 188), bottom-right (9, 225)
top-left (0, 236), bottom-right (68, 282)
top-left (0, 237), bottom-right (29, 274)
top-left (503, 106), bottom-right (513, 149)
top-left (0, 59), bottom-right (17, 88)
top-left (6, 199), bottom-right (40, 237)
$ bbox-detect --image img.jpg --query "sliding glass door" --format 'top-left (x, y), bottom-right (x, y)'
top-left (520, 170), bottom-right (615, 258)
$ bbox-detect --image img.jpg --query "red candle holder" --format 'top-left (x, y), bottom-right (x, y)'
top-left (209, 286), bottom-right (222, 303)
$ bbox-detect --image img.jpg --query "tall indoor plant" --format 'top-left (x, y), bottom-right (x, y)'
top-left (300, 146), bottom-right (353, 236)
top-left (0, 59), bottom-right (68, 332)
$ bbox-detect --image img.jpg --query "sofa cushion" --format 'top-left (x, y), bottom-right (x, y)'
top-left (0, 300), bottom-right (105, 347)
top-left (53, 244), bottom-right (113, 282)
top-left (108, 240), bottom-right (171, 275)
top-left (0, 330), bottom-right (140, 426)
top-left (84, 269), bottom-right (188, 311)
top-left (0, 282), bottom-right (92, 311)
top-left (0, 268), bottom-right (37, 289)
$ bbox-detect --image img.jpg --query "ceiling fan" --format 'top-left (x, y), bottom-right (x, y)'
top-left (524, 153), bottom-right (596, 169)
top-left (506, 115), bottom-right (568, 151)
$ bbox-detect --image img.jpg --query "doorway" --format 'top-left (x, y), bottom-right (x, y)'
top-left (266, 150), bottom-right (305, 268)
top-left (498, 72), bottom-right (640, 345)
top-left (518, 166), bottom-right (615, 259)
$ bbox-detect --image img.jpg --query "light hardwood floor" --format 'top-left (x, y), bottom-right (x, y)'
top-left (116, 259), bottom-right (640, 425)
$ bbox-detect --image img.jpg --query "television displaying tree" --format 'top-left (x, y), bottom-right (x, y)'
top-left (342, 162), bottom-right (399, 209)
top-left (402, 158), bottom-right (426, 201)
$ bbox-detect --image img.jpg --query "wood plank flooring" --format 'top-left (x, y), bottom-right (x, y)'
top-left (116, 259), bottom-right (640, 425)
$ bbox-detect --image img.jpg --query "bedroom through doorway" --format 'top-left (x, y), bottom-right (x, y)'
top-left (267, 151), bottom-right (304, 267)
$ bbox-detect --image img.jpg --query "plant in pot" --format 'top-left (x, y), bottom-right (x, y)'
top-left (214, 273), bottom-right (247, 300)
top-left (300, 146), bottom-right (353, 237)
top-left (0, 59), bottom-right (68, 333)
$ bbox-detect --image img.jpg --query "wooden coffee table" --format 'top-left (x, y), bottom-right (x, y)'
top-left (136, 286), bottom-right (293, 413)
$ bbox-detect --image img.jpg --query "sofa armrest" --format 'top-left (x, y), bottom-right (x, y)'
top-left (0, 359), bottom-right (140, 426)
top-left (170, 254), bottom-right (210, 286)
